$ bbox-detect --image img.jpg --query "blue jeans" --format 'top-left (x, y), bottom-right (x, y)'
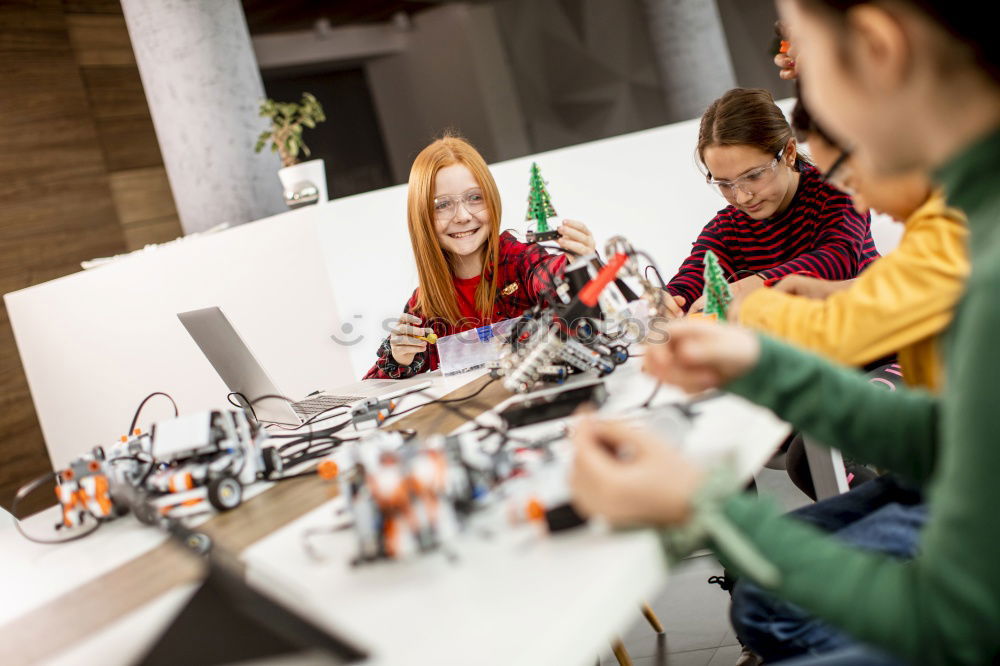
top-left (775, 644), bottom-right (909, 666)
top-left (730, 475), bottom-right (926, 664)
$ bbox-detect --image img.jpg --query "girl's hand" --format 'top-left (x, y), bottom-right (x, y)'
top-left (389, 313), bottom-right (431, 366)
top-left (730, 274), bottom-right (765, 299)
top-left (642, 320), bottom-right (761, 393)
top-left (725, 274), bottom-right (766, 319)
top-left (690, 275), bottom-right (764, 317)
top-left (771, 275), bottom-right (853, 300)
top-left (774, 51), bottom-right (797, 80)
top-left (557, 219), bottom-right (596, 256)
top-left (687, 293), bottom-right (707, 315)
top-left (570, 417), bottom-right (704, 526)
top-left (662, 293), bottom-right (686, 319)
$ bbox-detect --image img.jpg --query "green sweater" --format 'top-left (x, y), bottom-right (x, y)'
top-left (713, 128), bottom-right (1000, 665)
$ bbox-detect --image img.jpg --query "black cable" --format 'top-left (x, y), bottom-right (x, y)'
top-left (641, 382), bottom-right (662, 409)
top-left (267, 418), bottom-right (353, 442)
top-left (632, 250), bottom-right (668, 289)
top-left (107, 454), bottom-right (158, 486)
top-left (227, 391), bottom-right (261, 424)
top-left (11, 471), bottom-right (102, 545)
top-left (107, 454), bottom-right (153, 464)
top-left (127, 392), bottom-right (179, 436)
top-left (439, 401), bottom-right (479, 423)
top-left (644, 264), bottom-right (667, 289)
top-left (727, 269), bottom-right (756, 282)
top-left (383, 377), bottom-right (498, 423)
top-left (282, 447), bottom-right (340, 469)
top-left (249, 392), bottom-right (348, 428)
top-left (229, 391), bottom-right (353, 430)
top-left (279, 470), bottom-right (330, 482)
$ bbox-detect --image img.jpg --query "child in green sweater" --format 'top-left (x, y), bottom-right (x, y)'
top-left (570, 1), bottom-right (1000, 664)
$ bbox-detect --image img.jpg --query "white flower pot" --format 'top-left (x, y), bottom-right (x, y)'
top-left (277, 158), bottom-right (328, 208)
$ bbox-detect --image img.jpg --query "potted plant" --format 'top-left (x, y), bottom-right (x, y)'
top-left (255, 92), bottom-right (328, 208)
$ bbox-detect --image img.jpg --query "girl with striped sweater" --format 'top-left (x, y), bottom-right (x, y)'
top-left (664, 88), bottom-right (879, 315)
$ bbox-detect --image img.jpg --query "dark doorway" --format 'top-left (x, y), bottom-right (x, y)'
top-left (262, 67), bottom-right (394, 199)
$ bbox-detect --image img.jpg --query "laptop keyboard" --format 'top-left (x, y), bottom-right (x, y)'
top-left (291, 394), bottom-right (365, 419)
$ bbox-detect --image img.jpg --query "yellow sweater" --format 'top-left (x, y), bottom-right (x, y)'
top-left (737, 192), bottom-right (968, 391)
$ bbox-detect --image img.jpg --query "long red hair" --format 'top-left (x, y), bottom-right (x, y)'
top-left (407, 135), bottom-right (501, 324)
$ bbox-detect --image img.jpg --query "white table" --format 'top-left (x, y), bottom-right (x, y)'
top-left (3, 362), bottom-right (790, 666)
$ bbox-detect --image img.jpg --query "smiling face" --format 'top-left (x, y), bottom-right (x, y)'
top-left (433, 164), bottom-right (491, 268)
top-left (702, 143), bottom-right (800, 219)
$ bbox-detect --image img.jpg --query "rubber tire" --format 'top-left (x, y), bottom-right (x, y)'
top-left (132, 497), bottom-right (159, 525)
top-left (207, 475), bottom-right (243, 511)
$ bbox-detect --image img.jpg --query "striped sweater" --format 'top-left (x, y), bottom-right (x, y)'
top-left (666, 164), bottom-right (880, 308)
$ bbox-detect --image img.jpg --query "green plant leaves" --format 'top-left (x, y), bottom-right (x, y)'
top-left (255, 92), bottom-right (326, 166)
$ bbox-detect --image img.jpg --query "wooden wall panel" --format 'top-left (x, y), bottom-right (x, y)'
top-left (95, 115), bottom-right (164, 171)
top-left (79, 66), bottom-right (149, 119)
top-left (108, 166), bottom-right (182, 249)
top-left (70, 11), bottom-right (182, 251)
top-left (108, 166), bottom-right (177, 225)
top-left (60, 0), bottom-right (121, 13)
top-left (0, 0), bottom-right (181, 513)
top-left (0, 1), bottom-right (126, 514)
top-left (65, 14), bottom-right (134, 65)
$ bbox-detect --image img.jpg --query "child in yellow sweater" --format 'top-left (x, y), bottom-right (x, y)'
top-left (729, 101), bottom-right (969, 392)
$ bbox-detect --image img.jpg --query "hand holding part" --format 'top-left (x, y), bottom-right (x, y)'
top-left (570, 416), bottom-right (704, 526)
top-left (389, 312), bottom-right (432, 366)
top-left (641, 320), bottom-right (760, 394)
top-left (556, 219), bottom-right (596, 256)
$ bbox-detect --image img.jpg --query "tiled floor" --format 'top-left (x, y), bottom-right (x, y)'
top-left (596, 468), bottom-right (811, 666)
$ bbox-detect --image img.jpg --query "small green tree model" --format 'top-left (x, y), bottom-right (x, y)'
top-left (525, 162), bottom-right (557, 233)
top-left (702, 249), bottom-right (732, 320)
top-left (254, 93), bottom-right (326, 168)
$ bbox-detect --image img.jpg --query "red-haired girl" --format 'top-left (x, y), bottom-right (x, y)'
top-left (365, 135), bottom-right (595, 379)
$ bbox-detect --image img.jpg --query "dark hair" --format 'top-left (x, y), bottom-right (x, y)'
top-left (790, 94), bottom-right (841, 149)
top-left (800, 1), bottom-right (1000, 82)
top-left (697, 88), bottom-right (798, 177)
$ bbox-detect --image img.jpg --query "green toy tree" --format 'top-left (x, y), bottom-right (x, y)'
top-left (702, 249), bottom-right (732, 320)
top-left (525, 162), bottom-right (557, 232)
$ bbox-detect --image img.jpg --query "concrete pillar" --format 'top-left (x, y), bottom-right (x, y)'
top-left (121, 0), bottom-right (285, 233)
top-left (641, 0), bottom-right (738, 123)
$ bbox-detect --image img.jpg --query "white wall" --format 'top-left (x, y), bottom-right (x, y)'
top-left (366, 3), bottom-right (530, 182)
top-left (6, 99), bottom-right (899, 469)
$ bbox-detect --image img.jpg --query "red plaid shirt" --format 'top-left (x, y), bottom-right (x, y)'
top-left (364, 232), bottom-right (567, 379)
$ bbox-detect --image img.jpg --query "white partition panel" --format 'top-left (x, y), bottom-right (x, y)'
top-left (6, 213), bottom-right (352, 468)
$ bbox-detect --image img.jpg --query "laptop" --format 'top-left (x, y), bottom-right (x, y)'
top-left (178, 306), bottom-right (431, 425)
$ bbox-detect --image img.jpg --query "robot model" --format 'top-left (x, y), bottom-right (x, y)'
top-left (491, 251), bottom-right (634, 393)
top-left (48, 409), bottom-right (283, 534)
top-left (51, 430), bottom-right (152, 531)
top-left (132, 409), bottom-right (283, 522)
top-left (316, 426), bottom-right (567, 564)
top-left (491, 235), bottom-right (675, 394)
top-left (319, 431), bottom-right (461, 564)
top-left (53, 450), bottom-right (119, 530)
